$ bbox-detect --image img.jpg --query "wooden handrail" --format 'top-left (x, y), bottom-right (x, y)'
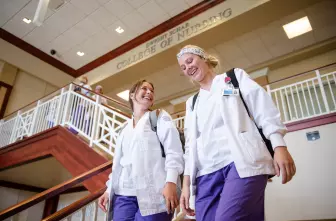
top-left (42, 187), bottom-right (106, 221)
top-left (0, 161), bottom-right (112, 220)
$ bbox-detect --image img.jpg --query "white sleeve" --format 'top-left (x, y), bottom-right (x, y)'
top-left (157, 110), bottom-right (184, 184)
top-left (235, 68), bottom-right (287, 149)
top-left (182, 99), bottom-right (193, 176)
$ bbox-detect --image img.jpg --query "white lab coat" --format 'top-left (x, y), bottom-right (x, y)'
top-left (184, 68), bottom-right (287, 195)
top-left (106, 110), bottom-right (184, 218)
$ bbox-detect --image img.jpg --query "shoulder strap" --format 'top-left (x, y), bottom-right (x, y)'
top-left (149, 110), bottom-right (166, 158)
top-left (149, 110), bottom-right (159, 132)
top-left (191, 92), bottom-right (199, 111)
top-left (226, 68), bottom-right (251, 118)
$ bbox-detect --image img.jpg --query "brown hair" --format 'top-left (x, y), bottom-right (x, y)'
top-left (128, 80), bottom-right (154, 111)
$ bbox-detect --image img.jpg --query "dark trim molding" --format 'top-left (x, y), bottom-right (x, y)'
top-left (0, 0), bottom-right (225, 77)
top-left (0, 81), bottom-right (13, 118)
top-left (42, 195), bottom-right (59, 219)
top-left (0, 29), bottom-right (77, 77)
top-left (0, 180), bottom-right (45, 192)
top-left (286, 112), bottom-right (336, 132)
top-left (0, 180), bottom-right (88, 194)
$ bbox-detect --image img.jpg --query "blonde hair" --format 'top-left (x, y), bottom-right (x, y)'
top-left (178, 45), bottom-right (219, 69)
top-left (79, 76), bottom-right (88, 84)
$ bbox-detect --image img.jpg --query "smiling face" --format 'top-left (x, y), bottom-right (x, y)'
top-left (130, 81), bottom-right (154, 111)
top-left (178, 53), bottom-right (211, 83)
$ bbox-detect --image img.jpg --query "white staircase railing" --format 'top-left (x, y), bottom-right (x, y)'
top-left (0, 83), bottom-right (130, 156)
top-left (169, 65), bottom-right (336, 127)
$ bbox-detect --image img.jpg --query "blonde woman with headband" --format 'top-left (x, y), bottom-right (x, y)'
top-left (177, 45), bottom-right (296, 221)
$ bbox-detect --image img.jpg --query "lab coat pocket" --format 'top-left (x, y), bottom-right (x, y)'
top-left (239, 131), bottom-right (269, 163)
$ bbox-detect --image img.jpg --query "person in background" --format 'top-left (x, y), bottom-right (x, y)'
top-left (93, 85), bottom-right (108, 106)
top-left (177, 45), bottom-right (296, 221)
top-left (70, 76), bottom-right (92, 135)
top-left (98, 80), bottom-right (184, 221)
top-left (74, 76), bottom-right (92, 97)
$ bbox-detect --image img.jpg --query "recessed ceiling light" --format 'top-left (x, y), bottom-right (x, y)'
top-left (115, 26), bottom-right (124, 34)
top-left (23, 18), bottom-right (31, 24)
top-left (117, 90), bottom-right (129, 101)
top-left (283, 16), bottom-right (312, 39)
top-left (77, 51), bottom-right (85, 56)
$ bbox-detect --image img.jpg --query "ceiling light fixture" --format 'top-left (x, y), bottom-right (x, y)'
top-left (115, 26), bottom-right (124, 34)
top-left (77, 51), bottom-right (85, 56)
top-left (23, 18), bottom-right (32, 24)
top-left (283, 16), bottom-right (312, 39)
top-left (117, 90), bottom-right (129, 101)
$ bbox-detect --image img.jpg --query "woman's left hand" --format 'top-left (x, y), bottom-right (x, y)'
top-left (273, 146), bottom-right (296, 184)
top-left (162, 182), bottom-right (179, 214)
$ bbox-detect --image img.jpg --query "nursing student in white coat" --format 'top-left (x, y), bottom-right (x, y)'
top-left (98, 80), bottom-right (184, 221)
top-left (177, 45), bottom-right (296, 221)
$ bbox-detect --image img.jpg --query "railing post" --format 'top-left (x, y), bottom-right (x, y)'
top-left (10, 111), bottom-right (21, 144)
top-left (90, 95), bottom-right (101, 147)
top-left (316, 70), bottom-right (330, 113)
top-left (29, 100), bottom-right (41, 136)
top-left (266, 85), bottom-right (271, 97)
top-left (55, 88), bottom-right (65, 126)
top-left (61, 84), bottom-right (73, 126)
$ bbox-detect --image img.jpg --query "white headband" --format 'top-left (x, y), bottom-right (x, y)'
top-left (177, 47), bottom-right (207, 59)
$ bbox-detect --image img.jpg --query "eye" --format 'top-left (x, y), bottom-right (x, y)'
top-left (180, 65), bottom-right (186, 71)
top-left (186, 58), bottom-right (193, 64)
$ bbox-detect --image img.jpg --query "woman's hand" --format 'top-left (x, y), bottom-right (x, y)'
top-left (274, 146), bottom-right (296, 184)
top-left (162, 182), bottom-right (179, 214)
top-left (98, 192), bottom-right (109, 212)
top-left (180, 176), bottom-right (195, 216)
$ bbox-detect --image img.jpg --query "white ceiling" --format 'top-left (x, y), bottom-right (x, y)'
top-left (0, 0), bottom-right (203, 69)
top-left (103, 0), bottom-right (336, 105)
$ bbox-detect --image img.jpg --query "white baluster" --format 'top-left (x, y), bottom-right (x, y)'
top-left (10, 111), bottom-right (21, 144)
top-left (81, 207), bottom-right (86, 221)
top-left (55, 88), bottom-right (65, 126)
top-left (289, 86), bottom-right (298, 120)
top-left (93, 201), bottom-right (98, 221)
top-left (90, 95), bottom-right (101, 147)
top-left (326, 74), bottom-right (336, 109)
top-left (306, 81), bottom-right (316, 115)
top-left (295, 84), bottom-right (304, 119)
top-left (62, 84), bottom-right (74, 126)
top-left (29, 100), bottom-right (41, 136)
top-left (279, 89), bottom-right (289, 122)
top-left (316, 70), bottom-right (330, 113)
top-left (312, 79), bottom-right (322, 114)
top-left (266, 85), bottom-right (271, 97)
top-left (300, 82), bottom-right (310, 117)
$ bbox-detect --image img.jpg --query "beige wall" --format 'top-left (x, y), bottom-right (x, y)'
top-left (268, 49), bottom-right (336, 84)
top-left (265, 123), bottom-right (336, 221)
top-left (0, 187), bottom-right (45, 221)
top-left (0, 39), bottom-right (73, 88)
top-left (5, 70), bottom-right (58, 115)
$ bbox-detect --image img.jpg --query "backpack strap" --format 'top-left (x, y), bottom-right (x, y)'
top-left (191, 92), bottom-right (199, 111)
top-left (226, 68), bottom-right (274, 159)
top-left (149, 109), bottom-right (166, 158)
top-left (226, 68), bottom-right (251, 117)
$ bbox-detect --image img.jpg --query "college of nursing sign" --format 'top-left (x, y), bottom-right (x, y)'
top-left (87, 0), bottom-right (270, 84)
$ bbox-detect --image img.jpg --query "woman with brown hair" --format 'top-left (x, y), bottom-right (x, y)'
top-left (98, 80), bottom-right (184, 221)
